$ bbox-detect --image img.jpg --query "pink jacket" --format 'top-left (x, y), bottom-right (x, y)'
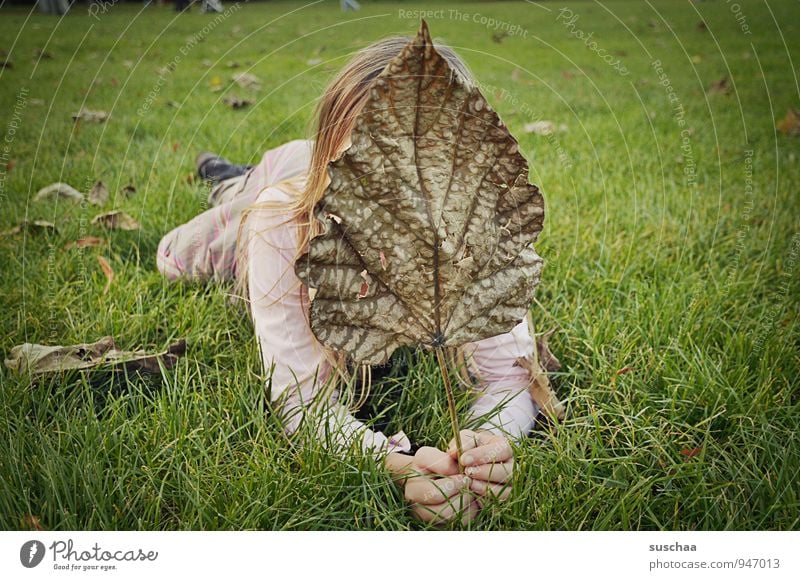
top-left (242, 140), bottom-right (540, 459)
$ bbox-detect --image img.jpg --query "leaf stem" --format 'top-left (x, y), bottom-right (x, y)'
top-left (435, 346), bottom-right (464, 474)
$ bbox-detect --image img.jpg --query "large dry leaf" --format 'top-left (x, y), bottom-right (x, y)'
top-left (4, 337), bottom-right (186, 375)
top-left (295, 20), bottom-right (544, 365)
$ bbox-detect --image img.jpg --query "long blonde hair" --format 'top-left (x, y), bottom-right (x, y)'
top-left (237, 33), bottom-right (479, 413)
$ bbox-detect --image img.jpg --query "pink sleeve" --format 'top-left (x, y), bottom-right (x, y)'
top-left (460, 318), bottom-right (540, 440)
top-left (246, 199), bottom-right (411, 459)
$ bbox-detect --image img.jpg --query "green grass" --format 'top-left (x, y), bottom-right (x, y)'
top-left (1, 0), bottom-right (798, 530)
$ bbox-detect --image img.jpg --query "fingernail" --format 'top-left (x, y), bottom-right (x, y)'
top-left (462, 454), bottom-right (474, 466)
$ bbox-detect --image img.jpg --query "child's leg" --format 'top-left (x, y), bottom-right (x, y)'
top-left (157, 176), bottom-right (258, 283)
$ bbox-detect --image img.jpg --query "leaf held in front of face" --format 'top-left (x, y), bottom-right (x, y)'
top-left (295, 21), bottom-right (545, 365)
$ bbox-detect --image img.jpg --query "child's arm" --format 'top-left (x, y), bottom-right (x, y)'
top-left (460, 317), bottom-right (541, 439)
top-left (246, 197), bottom-right (412, 459)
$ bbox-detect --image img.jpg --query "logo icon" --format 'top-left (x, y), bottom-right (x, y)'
top-left (20, 540), bottom-right (45, 568)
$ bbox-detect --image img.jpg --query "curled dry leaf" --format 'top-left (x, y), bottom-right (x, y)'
top-left (4, 336), bottom-right (187, 375)
top-left (223, 95), bottom-right (253, 109)
top-left (72, 108), bottom-right (109, 123)
top-left (680, 446), bottom-right (702, 458)
top-left (294, 20), bottom-right (545, 364)
top-left (91, 210), bottom-right (140, 231)
top-left (121, 184), bottom-right (137, 196)
top-left (64, 236), bottom-right (104, 249)
top-left (87, 180), bottom-right (109, 205)
top-left (34, 182), bottom-right (83, 202)
top-left (1, 220), bottom-right (57, 236)
top-left (97, 255), bottom-right (114, 295)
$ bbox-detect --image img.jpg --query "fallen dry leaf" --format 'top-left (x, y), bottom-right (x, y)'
top-left (64, 236), bottom-right (104, 249)
top-left (680, 446), bottom-right (702, 458)
top-left (4, 336), bottom-right (187, 375)
top-left (776, 109), bottom-right (800, 136)
top-left (515, 352), bottom-right (566, 421)
top-left (537, 328), bottom-right (562, 373)
top-left (708, 77), bottom-right (731, 95)
top-left (35, 48), bottom-right (53, 60)
top-left (34, 182), bottom-right (83, 202)
top-left (72, 108), bottom-right (109, 123)
top-left (226, 61), bottom-right (241, 69)
top-left (91, 210), bottom-right (140, 231)
top-left (87, 180), bottom-right (109, 205)
top-left (1, 220), bottom-right (57, 236)
top-left (21, 514), bottom-right (45, 531)
top-left (121, 184), bottom-right (137, 196)
top-left (523, 120), bottom-right (567, 135)
top-left (223, 95), bottom-right (253, 109)
top-left (232, 72), bottom-right (261, 90)
top-left (97, 255), bottom-right (114, 295)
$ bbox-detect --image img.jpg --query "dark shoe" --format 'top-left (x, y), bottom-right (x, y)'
top-left (196, 152), bottom-right (252, 184)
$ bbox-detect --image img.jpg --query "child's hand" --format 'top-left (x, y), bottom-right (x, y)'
top-left (384, 447), bottom-right (479, 525)
top-left (447, 429), bottom-right (514, 504)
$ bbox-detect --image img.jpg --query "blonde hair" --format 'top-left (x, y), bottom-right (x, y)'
top-left (237, 33), bottom-right (479, 415)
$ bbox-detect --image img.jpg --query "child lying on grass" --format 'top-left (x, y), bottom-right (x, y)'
top-left (157, 33), bottom-right (549, 525)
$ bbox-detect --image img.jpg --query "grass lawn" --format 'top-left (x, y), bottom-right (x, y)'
top-left (0, 0), bottom-right (798, 530)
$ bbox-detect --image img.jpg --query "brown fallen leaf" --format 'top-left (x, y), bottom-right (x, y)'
top-left (64, 236), bottom-right (104, 250)
top-left (91, 210), bottom-right (140, 231)
top-left (35, 48), bottom-right (53, 60)
top-left (1, 220), bottom-right (57, 236)
top-left (680, 446), bottom-right (702, 458)
top-left (4, 336), bottom-right (187, 375)
top-left (121, 184), bottom-right (137, 197)
top-left (523, 121), bottom-right (567, 135)
top-left (537, 328), bottom-right (562, 373)
top-left (21, 514), bottom-right (45, 531)
top-left (0, 59), bottom-right (12, 69)
top-left (34, 182), bottom-right (83, 202)
top-left (492, 31), bottom-right (509, 44)
top-left (226, 61), bottom-right (241, 69)
top-left (697, 21), bottom-right (707, 32)
top-left (72, 108), bottom-right (109, 123)
top-left (708, 77), bottom-right (731, 95)
top-left (223, 95), bottom-right (253, 109)
top-left (201, 59), bottom-right (213, 68)
top-left (87, 180), bottom-right (109, 205)
top-left (232, 72), bottom-right (262, 90)
top-left (776, 108), bottom-right (800, 136)
top-left (514, 353), bottom-right (565, 421)
top-left (97, 255), bottom-right (114, 295)
top-left (616, 366), bottom-right (633, 375)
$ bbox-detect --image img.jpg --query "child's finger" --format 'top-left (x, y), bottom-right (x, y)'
top-left (413, 446), bottom-right (460, 476)
top-left (460, 437), bottom-right (513, 467)
top-left (470, 478), bottom-right (512, 502)
top-left (405, 474), bottom-right (470, 505)
top-left (464, 458), bottom-right (514, 483)
top-left (412, 492), bottom-right (479, 524)
top-left (446, 429), bottom-right (481, 458)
